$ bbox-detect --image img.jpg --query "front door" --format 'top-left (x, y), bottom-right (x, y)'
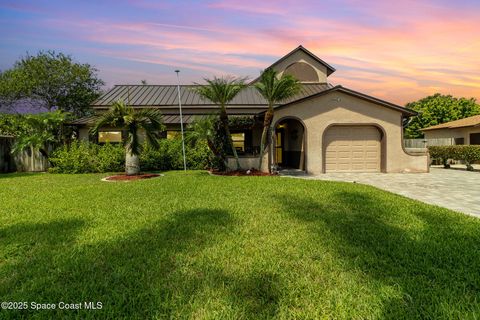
top-left (275, 129), bottom-right (284, 166)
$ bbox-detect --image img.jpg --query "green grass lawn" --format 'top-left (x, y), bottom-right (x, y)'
top-left (0, 171), bottom-right (479, 319)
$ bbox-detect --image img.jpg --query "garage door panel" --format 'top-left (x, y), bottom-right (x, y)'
top-left (325, 126), bottom-right (381, 172)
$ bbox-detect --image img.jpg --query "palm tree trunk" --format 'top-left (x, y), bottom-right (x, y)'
top-left (125, 150), bottom-right (140, 175)
top-left (220, 108), bottom-right (241, 170)
top-left (207, 139), bottom-right (227, 168)
top-left (258, 106), bottom-right (274, 172)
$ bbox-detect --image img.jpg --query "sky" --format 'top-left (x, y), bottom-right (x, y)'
top-left (0, 0), bottom-right (479, 105)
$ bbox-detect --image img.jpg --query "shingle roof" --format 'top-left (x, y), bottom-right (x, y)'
top-left (92, 83), bottom-right (333, 107)
top-left (421, 114), bottom-right (480, 131)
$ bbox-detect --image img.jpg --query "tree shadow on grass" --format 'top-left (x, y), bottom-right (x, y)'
top-left (278, 191), bottom-right (480, 319)
top-left (1, 209), bottom-right (280, 319)
top-left (0, 172), bottom-right (41, 179)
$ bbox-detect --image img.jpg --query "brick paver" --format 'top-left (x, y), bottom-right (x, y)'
top-left (288, 167), bottom-right (480, 217)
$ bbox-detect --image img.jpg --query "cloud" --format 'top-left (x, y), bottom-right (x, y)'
top-left (12, 0), bottom-right (479, 104)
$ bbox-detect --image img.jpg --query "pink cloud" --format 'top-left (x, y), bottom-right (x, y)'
top-left (38, 0), bottom-right (480, 104)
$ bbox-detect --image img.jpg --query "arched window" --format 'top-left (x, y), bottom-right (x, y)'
top-left (284, 62), bottom-right (319, 82)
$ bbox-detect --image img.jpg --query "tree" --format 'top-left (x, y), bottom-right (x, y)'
top-left (91, 101), bottom-right (163, 175)
top-left (254, 68), bottom-right (300, 171)
top-left (0, 51), bottom-right (104, 116)
top-left (193, 77), bottom-right (246, 170)
top-left (405, 94), bottom-right (480, 138)
top-left (0, 111), bottom-right (69, 160)
top-left (187, 115), bottom-right (227, 170)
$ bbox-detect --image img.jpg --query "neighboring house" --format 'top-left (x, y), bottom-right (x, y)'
top-left (70, 45), bottom-right (427, 174)
top-left (422, 115), bottom-right (480, 145)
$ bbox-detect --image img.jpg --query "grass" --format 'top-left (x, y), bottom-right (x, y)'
top-left (0, 171), bottom-right (479, 319)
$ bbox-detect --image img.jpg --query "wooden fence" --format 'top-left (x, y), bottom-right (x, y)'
top-left (404, 138), bottom-right (455, 149)
top-left (0, 136), bottom-right (49, 172)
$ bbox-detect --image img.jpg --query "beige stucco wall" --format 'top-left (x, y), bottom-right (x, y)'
top-left (227, 154), bottom-right (268, 171)
top-left (274, 50), bottom-right (328, 83)
top-left (271, 91), bottom-right (428, 174)
top-left (424, 127), bottom-right (480, 144)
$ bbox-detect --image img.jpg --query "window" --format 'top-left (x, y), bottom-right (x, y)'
top-left (167, 131), bottom-right (180, 139)
top-left (470, 133), bottom-right (480, 145)
top-left (284, 62), bottom-right (319, 82)
top-left (231, 133), bottom-right (245, 152)
top-left (98, 131), bottom-right (122, 143)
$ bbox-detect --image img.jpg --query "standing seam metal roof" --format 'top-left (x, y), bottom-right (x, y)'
top-left (92, 83), bottom-right (333, 107)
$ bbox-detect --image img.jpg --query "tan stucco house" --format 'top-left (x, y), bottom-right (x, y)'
top-left (422, 115), bottom-right (480, 145)
top-left (71, 46), bottom-right (428, 174)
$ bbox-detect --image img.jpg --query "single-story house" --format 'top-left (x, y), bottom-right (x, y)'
top-left (422, 115), bottom-right (480, 145)
top-left (71, 45), bottom-right (428, 174)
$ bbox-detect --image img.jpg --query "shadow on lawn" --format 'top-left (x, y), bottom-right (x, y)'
top-left (0, 172), bottom-right (41, 179)
top-left (0, 209), bottom-right (279, 319)
top-left (279, 191), bottom-right (480, 318)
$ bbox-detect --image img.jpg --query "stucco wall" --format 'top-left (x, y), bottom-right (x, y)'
top-left (227, 154), bottom-right (268, 171)
top-left (271, 91), bottom-right (428, 174)
top-left (424, 127), bottom-right (480, 144)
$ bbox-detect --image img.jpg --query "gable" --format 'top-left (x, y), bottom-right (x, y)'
top-left (251, 46), bottom-right (335, 84)
top-left (274, 85), bottom-right (416, 116)
top-left (275, 49), bottom-right (329, 83)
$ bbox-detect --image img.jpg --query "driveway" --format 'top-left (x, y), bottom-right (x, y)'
top-left (291, 167), bottom-right (480, 217)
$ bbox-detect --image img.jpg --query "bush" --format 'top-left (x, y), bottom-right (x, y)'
top-left (428, 145), bottom-right (480, 171)
top-left (49, 141), bottom-right (124, 173)
top-left (140, 137), bottom-right (211, 171)
top-left (49, 136), bottom-right (213, 173)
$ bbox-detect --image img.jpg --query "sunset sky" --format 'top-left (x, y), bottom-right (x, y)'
top-left (1, 0), bottom-right (479, 105)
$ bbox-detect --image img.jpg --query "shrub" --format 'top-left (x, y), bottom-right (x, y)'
top-left (49, 141), bottom-right (124, 173)
top-left (428, 145), bottom-right (480, 171)
top-left (49, 136), bottom-right (212, 173)
top-left (140, 137), bottom-right (211, 171)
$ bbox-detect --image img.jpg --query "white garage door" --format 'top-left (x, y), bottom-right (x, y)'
top-left (325, 126), bottom-right (381, 172)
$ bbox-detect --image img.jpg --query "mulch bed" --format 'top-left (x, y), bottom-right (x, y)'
top-left (104, 173), bottom-right (161, 181)
top-left (210, 169), bottom-right (277, 176)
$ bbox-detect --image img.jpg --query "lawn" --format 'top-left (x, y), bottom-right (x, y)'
top-left (0, 171), bottom-right (479, 319)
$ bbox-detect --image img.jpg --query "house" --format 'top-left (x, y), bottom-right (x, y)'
top-left (71, 46), bottom-right (428, 174)
top-left (421, 115), bottom-right (480, 145)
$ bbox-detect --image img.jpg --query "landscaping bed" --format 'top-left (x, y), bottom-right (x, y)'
top-left (103, 173), bottom-right (161, 181)
top-left (210, 169), bottom-right (276, 176)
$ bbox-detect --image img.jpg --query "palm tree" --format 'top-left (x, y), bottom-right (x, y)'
top-left (254, 68), bottom-right (301, 171)
top-left (194, 77), bottom-right (246, 170)
top-left (90, 100), bottom-right (163, 175)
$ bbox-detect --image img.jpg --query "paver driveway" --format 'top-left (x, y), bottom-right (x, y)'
top-left (294, 167), bottom-right (480, 217)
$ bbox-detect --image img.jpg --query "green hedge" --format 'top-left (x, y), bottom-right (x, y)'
top-left (428, 145), bottom-right (480, 171)
top-left (49, 138), bottom-right (212, 173)
top-left (140, 138), bottom-right (211, 171)
top-left (49, 141), bottom-right (125, 173)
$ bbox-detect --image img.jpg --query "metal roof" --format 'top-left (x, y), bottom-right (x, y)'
top-left (68, 114), bottom-right (255, 126)
top-left (92, 83), bottom-right (333, 107)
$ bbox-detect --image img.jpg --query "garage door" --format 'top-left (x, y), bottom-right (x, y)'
top-left (325, 126), bottom-right (381, 172)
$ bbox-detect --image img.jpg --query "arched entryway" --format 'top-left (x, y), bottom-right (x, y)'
top-left (274, 118), bottom-right (306, 170)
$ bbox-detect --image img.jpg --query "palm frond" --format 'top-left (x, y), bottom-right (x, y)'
top-left (255, 68), bottom-right (301, 105)
top-left (193, 76), bottom-right (247, 108)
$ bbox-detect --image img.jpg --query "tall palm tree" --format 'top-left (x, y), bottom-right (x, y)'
top-left (194, 77), bottom-right (246, 170)
top-left (255, 68), bottom-right (301, 171)
top-left (90, 100), bottom-right (163, 175)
